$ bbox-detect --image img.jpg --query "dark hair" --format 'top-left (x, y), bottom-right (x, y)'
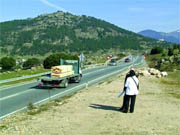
top-left (129, 70), bottom-right (136, 77)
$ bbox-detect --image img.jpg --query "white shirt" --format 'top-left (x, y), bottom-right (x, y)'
top-left (125, 76), bottom-right (139, 95)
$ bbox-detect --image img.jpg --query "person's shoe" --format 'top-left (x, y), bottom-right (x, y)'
top-left (130, 109), bottom-right (134, 113)
top-left (130, 111), bottom-right (134, 113)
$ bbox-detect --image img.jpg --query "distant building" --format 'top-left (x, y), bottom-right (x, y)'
top-left (156, 38), bottom-right (165, 43)
top-left (159, 39), bottom-right (164, 42)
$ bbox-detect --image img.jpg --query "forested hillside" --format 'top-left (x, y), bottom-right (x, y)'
top-left (0, 11), bottom-right (175, 56)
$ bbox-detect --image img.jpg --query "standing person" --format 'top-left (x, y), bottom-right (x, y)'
top-left (118, 71), bottom-right (130, 111)
top-left (122, 69), bottom-right (139, 113)
top-left (119, 68), bottom-right (135, 111)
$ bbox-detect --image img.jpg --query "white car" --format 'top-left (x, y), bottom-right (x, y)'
top-left (108, 60), bottom-right (117, 66)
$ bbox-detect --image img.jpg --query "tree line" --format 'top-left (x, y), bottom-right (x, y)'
top-left (0, 53), bottom-right (79, 71)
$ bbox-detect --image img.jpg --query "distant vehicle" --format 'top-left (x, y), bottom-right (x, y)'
top-left (108, 59), bottom-right (117, 66)
top-left (124, 58), bottom-right (130, 63)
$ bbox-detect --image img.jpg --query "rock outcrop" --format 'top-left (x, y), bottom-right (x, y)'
top-left (136, 68), bottom-right (168, 78)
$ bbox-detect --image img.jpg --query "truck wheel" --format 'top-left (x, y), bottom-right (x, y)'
top-left (63, 79), bottom-right (69, 88)
top-left (75, 75), bottom-right (81, 83)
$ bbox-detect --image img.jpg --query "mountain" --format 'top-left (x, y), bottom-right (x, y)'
top-left (168, 30), bottom-right (180, 39)
top-left (138, 29), bottom-right (180, 44)
top-left (0, 11), bottom-right (175, 56)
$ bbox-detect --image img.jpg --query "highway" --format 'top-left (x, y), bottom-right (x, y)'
top-left (0, 55), bottom-right (145, 119)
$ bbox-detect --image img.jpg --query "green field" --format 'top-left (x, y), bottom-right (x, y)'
top-left (0, 68), bottom-right (50, 80)
top-left (160, 71), bottom-right (180, 99)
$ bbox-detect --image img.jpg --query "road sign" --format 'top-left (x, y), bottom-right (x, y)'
top-left (80, 53), bottom-right (85, 62)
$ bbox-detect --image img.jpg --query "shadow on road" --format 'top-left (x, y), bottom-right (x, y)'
top-left (30, 86), bottom-right (54, 90)
top-left (89, 104), bottom-right (120, 112)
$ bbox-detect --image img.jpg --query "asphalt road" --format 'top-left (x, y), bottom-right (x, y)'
top-left (0, 55), bottom-right (144, 119)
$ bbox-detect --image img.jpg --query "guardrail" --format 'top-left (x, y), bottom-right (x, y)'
top-left (0, 72), bottom-right (51, 84)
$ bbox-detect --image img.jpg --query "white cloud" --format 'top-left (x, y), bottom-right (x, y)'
top-left (39, 0), bottom-right (67, 12)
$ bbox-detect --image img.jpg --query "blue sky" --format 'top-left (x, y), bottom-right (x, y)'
top-left (0, 0), bottom-right (179, 32)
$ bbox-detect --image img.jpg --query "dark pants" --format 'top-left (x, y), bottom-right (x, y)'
top-left (124, 95), bottom-right (136, 113)
top-left (120, 94), bottom-right (127, 110)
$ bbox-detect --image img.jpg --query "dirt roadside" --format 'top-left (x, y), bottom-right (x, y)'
top-left (1, 70), bottom-right (180, 135)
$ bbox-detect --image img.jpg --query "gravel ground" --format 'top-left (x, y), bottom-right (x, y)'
top-left (0, 72), bottom-right (180, 135)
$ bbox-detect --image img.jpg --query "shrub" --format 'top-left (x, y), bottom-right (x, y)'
top-left (1, 57), bottom-right (16, 70)
top-left (150, 47), bottom-right (163, 55)
top-left (162, 50), bottom-right (168, 56)
top-left (43, 53), bottom-right (79, 69)
top-left (173, 49), bottom-right (179, 55)
top-left (0, 125), bottom-right (7, 130)
top-left (27, 102), bottom-right (35, 110)
top-left (23, 58), bottom-right (40, 69)
top-left (168, 48), bottom-right (174, 56)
